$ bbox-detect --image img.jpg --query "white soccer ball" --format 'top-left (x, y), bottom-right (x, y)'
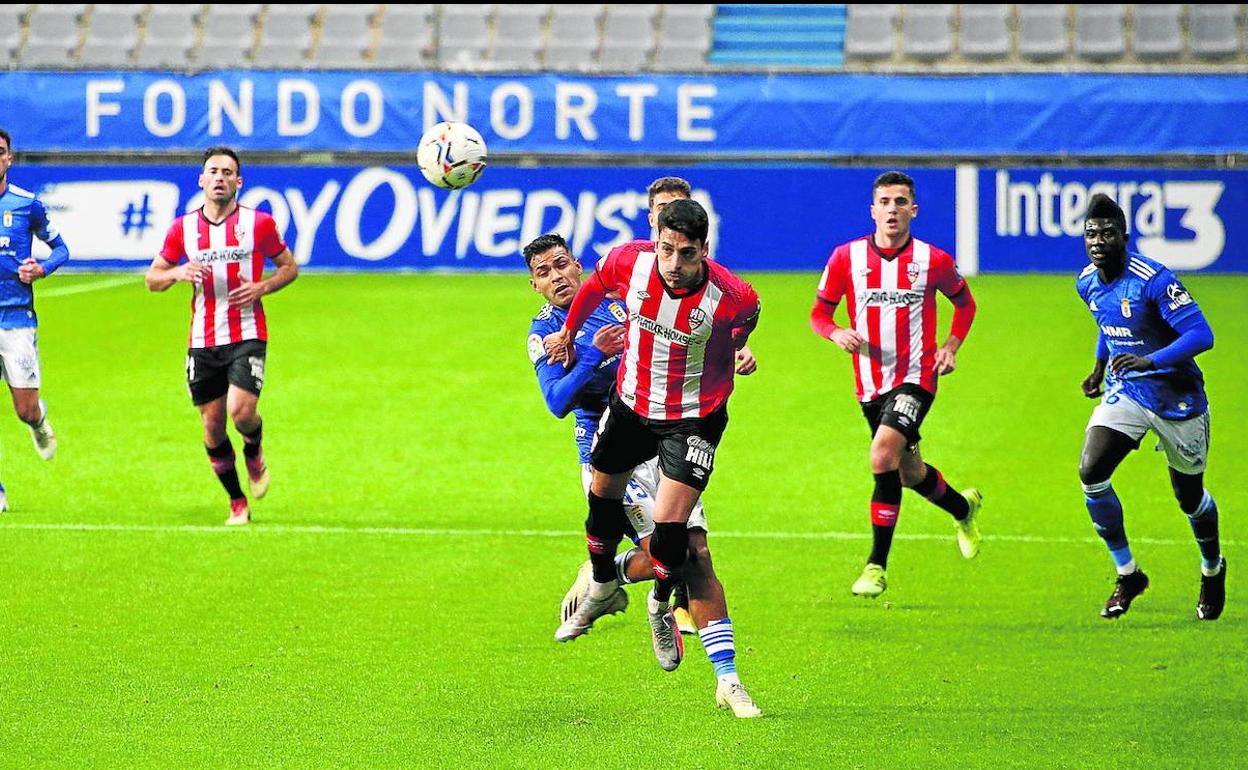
top-left (416, 121), bottom-right (488, 190)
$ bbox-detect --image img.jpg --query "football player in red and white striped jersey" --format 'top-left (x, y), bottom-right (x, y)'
top-left (811, 171), bottom-right (983, 598)
top-left (544, 199), bottom-right (760, 712)
top-left (146, 147), bottom-right (299, 526)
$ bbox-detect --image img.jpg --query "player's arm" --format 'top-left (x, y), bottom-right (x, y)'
top-left (933, 254), bottom-right (977, 375)
top-left (1082, 332), bottom-right (1109, 398)
top-left (1110, 276), bottom-right (1213, 374)
top-left (811, 249), bottom-right (863, 353)
top-left (18, 199), bottom-right (69, 283)
top-left (532, 325), bottom-right (624, 417)
top-left (227, 248), bottom-right (299, 308)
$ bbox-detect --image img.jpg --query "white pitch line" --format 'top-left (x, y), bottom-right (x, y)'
top-left (0, 521), bottom-right (1229, 548)
top-left (39, 275), bottom-right (137, 298)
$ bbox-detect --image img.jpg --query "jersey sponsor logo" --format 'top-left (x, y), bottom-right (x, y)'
top-left (855, 266), bottom-right (872, 276)
top-left (527, 333), bottom-right (544, 363)
top-left (195, 247), bottom-right (252, 264)
top-left (630, 311), bottom-right (694, 347)
top-left (1166, 283), bottom-right (1193, 310)
top-left (685, 435), bottom-right (715, 471)
top-left (634, 290), bottom-right (650, 300)
top-left (1101, 325), bottom-right (1134, 338)
top-left (0, 236), bottom-right (9, 249)
top-left (892, 394), bottom-right (922, 424)
top-left (536, 304), bottom-right (554, 321)
top-left (860, 289), bottom-right (922, 307)
top-left (1120, 298), bottom-right (1132, 319)
top-left (609, 303), bottom-right (627, 322)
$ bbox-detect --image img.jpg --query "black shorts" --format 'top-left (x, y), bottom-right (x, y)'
top-left (591, 393), bottom-right (729, 492)
top-left (861, 383), bottom-right (934, 449)
top-left (186, 340), bottom-right (267, 406)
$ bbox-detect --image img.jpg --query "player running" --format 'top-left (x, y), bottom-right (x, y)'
top-left (1076, 193), bottom-right (1224, 620)
top-left (543, 200), bottom-right (763, 718)
top-left (145, 147), bottom-right (298, 526)
top-left (811, 170), bottom-right (982, 598)
top-left (0, 127), bottom-right (69, 511)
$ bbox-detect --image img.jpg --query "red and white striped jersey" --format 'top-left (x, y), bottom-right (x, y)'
top-left (817, 236), bottom-right (965, 402)
top-left (159, 206), bottom-right (287, 349)
top-left (592, 240), bottom-right (760, 420)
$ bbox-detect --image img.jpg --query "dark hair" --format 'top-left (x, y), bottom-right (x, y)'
top-left (1085, 193), bottom-right (1127, 234)
top-left (647, 176), bottom-right (691, 208)
top-left (873, 170), bottom-right (915, 199)
top-left (523, 233), bottom-right (570, 269)
top-left (0, 128), bottom-right (11, 152)
top-left (656, 198), bottom-right (709, 245)
top-left (202, 146), bottom-right (241, 173)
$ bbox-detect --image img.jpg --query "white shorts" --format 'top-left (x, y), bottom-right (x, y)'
top-left (1088, 391), bottom-right (1210, 474)
top-left (581, 458), bottom-right (709, 540)
top-left (0, 328), bottom-right (41, 389)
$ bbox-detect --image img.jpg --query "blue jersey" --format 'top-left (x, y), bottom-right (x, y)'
top-left (529, 298), bottom-right (628, 463)
top-left (1077, 253), bottom-right (1208, 420)
top-left (0, 182), bottom-right (70, 328)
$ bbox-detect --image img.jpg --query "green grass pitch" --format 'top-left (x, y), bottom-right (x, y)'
top-left (0, 271), bottom-right (1244, 768)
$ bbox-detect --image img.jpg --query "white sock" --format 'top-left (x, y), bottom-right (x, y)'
top-left (1201, 558), bottom-right (1224, 578)
top-left (1116, 559), bottom-right (1138, 576)
top-left (718, 672), bottom-right (741, 687)
top-left (588, 579), bottom-right (617, 599)
top-left (648, 590), bottom-right (669, 610)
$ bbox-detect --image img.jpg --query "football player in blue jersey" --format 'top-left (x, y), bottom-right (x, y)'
top-left (0, 128), bottom-right (68, 511)
top-left (526, 230), bottom-right (762, 717)
top-left (1076, 193), bottom-right (1224, 621)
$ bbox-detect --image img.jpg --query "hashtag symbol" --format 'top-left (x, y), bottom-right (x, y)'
top-left (119, 193), bottom-right (154, 237)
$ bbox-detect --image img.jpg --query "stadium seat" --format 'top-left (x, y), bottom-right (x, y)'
top-left (1190, 4), bottom-right (1241, 59)
top-left (137, 6), bottom-right (196, 68)
top-left (545, 5), bottom-right (602, 70)
top-left (1131, 4), bottom-right (1183, 60)
top-left (663, 3), bottom-right (716, 26)
top-left (254, 6), bottom-right (316, 68)
top-left (902, 4), bottom-right (954, 60)
top-left (21, 5), bottom-right (83, 67)
top-left (1017, 4), bottom-right (1069, 60)
top-left (958, 4), bottom-right (1011, 59)
top-left (491, 4), bottom-right (548, 69)
top-left (376, 5), bottom-right (434, 68)
top-left (1074, 4), bottom-right (1125, 61)
top-left (0, 10), bottom-right (24, 65)
top-left (651, 41), bottom-right (709, 70)
top-left (438, 5), bottom-right (492, 69)
top-left (845, 4), bottom-right (898, 60)
top-left (201, 7), bottom-right (259, 47)
top-left (79, 5), bottom-right (142, 67)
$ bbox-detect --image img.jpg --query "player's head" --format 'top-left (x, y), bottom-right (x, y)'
top-left (199, 146), bottom-right (242, 206)
top-left (524, 233), bottom-right (582, 308)
top-left (0, 128), bottom-right (12, 185)
top-left (647, 176), bottom-right (692, 231)
top-left (871, 170), bottom-right (917, 241)
top-left (656, 198), bottom-right (710, 290)
top-left (1084, 193), bottom-right (1129, 269)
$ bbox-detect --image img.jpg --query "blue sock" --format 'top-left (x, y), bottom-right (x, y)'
top-left (1187, 490), bottom-right (1222, 573)
top-left (1084, 480), bottom-right (1135, 573)
top-left (698, 618), bottom-right (737, 682)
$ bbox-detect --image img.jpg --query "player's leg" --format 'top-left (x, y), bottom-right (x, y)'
top-left (684, 530), bottom-right (761, 718)
top-left (903, 446), bottom-right (982, 559)
top-left (226, 341), bottom-right (268, 498)
top-left (1156, 411), bottom-right (1224, 620)
top-left (556, 396), bottom-right (654, 642)
top-left (1080, 414), bottom-right (1147, 617)
top-left (2, 329), bottom-right (55, 460)
top-left (853, 423), bottom-right (908, 597)
top-left (190, 347), bottom-right (249, 525)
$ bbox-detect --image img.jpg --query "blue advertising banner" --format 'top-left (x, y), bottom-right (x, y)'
top-left (975, 168), bottom-right (1248, 274)
top-left (3, 71), bottom-right (1247, 156)
top-left (20, 163), bottom-right (1245, 273)
top-left (20, 164), bottom-right (954, 271)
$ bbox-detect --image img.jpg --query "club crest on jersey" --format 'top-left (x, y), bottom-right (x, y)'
top-left (1120, 298), bottom-right (1132, 319)
top-left (906, 263), bottom-right (921, 283)
top-left (688, 308), bottom-right (709, 330)
top-left (609, 303), bottom-right (627, 323)
top-left (233, 224), bottom-right (247, 241)
top-left (2, 211), bottom-right (10, 228)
